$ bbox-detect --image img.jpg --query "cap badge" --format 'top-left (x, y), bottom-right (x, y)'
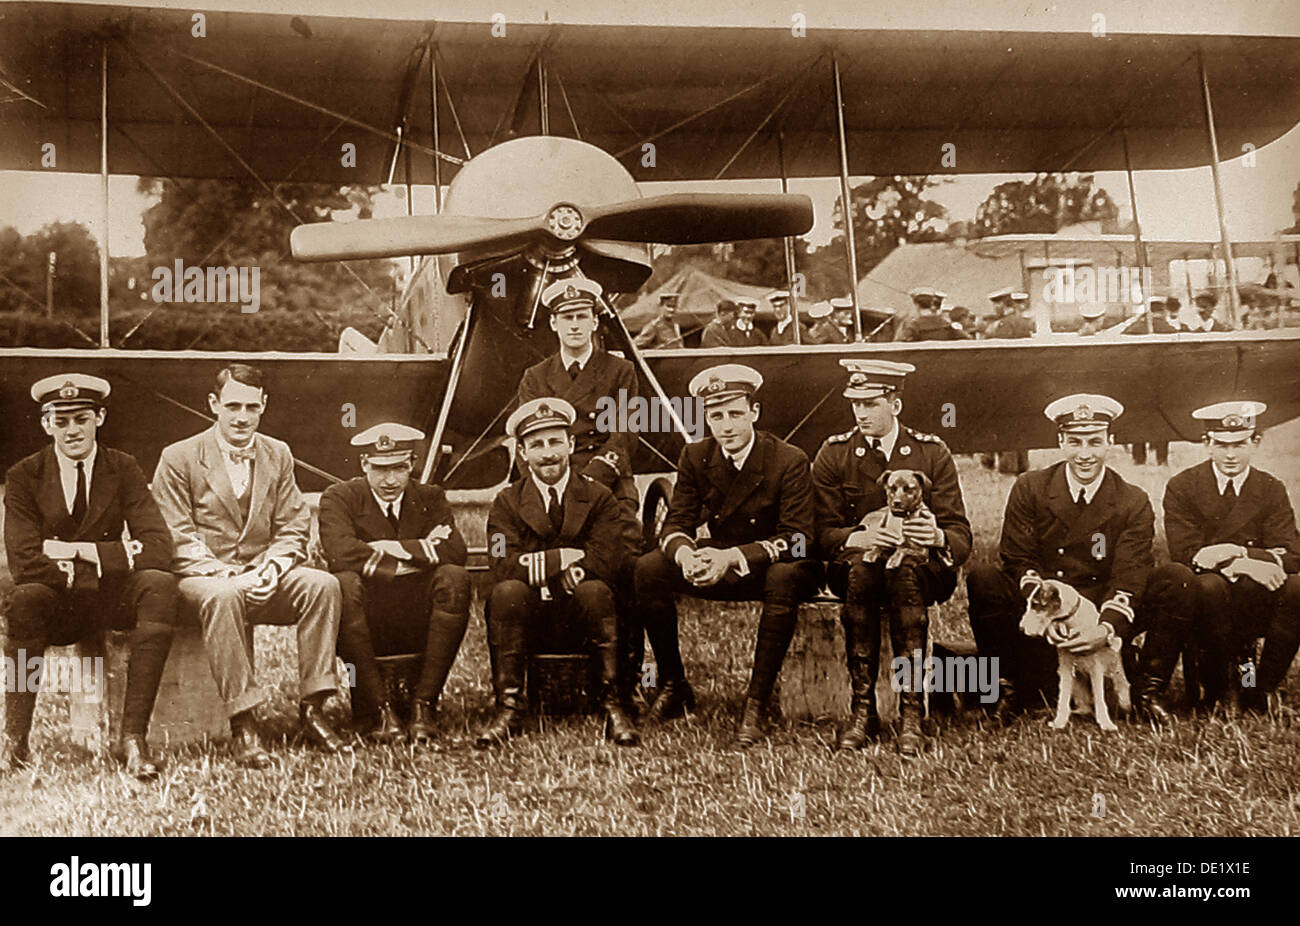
top-left (537, 402), bottom-right (551, 417)
top-left (1222, 413), bottom-right (1246, 429)
top-left (705, 376), bottom-right (725, 394)
top-left (376, 435), bottom-right (394, 451)
top-left (59, 382), bottom-right (78, 399)
top-left (564, 285), bottom-right (578, 299)
top-left (849, 372), bottom-right (868, 387)
top-left (1072, 405), bottom-right (1092, 421)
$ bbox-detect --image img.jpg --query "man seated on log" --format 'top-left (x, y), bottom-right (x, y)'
top-left (635, 363), bottom-right (821, 747)
top-left (318, 423), bottom-right (470, 744)
top-left (811, 360), bottom-right (972, 756)
top-left (2, 374), bottom-right (177, 781)
top-left (475, 398), bottom-right (639, 749)
top-left (151, 363), bottom-right (347, 769)
top-left (1131, 401), bottom-right (1300, 720)
top-left (966, 394), bottom-right (1154, 723)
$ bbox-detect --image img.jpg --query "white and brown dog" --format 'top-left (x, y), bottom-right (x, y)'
top-left (861, 469), bottom-right (932, 569)
top-left (1020, 577), bottom-right (1130, 731)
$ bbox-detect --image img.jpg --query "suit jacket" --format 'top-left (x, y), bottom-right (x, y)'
top-left (811, 424), bottom-right (972, 567)
top-left (4, 445), bottom-right (173, 590)
top-left (999, 461), bottom-right (1155, 634)
top-left (319, 477), bottom-right (468, 581)
top-left (518, 349), bottom-right (638, 486)
top-left (487, 471), bottom-right (625, 590)
top-left (1163, 461), bottom-right (1300, 573)
top-left (151, 426), bottom-right (309, 578)
top-left (659, 430), bottom-right (815, 569)
top-left (633, 316), bottom-right (684, 350)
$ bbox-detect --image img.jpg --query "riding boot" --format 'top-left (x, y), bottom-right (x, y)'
top-left (736, 697), bottom-right (766, 748)
top-left (412, 600), bottom-right (470, 712)
top-left (474, 609), bottom-right (528, 750)
top-left (2, 637), bottom-right (41, 772)
top-left (837, 599), bottom-right (881, 750)
top-left (121, 620), bottom-right (174, 739)
top-left (596, 621), bottom-right (640, 747)
top-left (1132, 615), bottom-right (1187, 724)
top-left (894, 619), bottom-right (928, 758)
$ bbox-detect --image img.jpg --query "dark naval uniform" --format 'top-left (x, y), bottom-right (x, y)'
top-left (967, 462), bottom-right (1155, 699)
top-left (700, 319), bottom-right (744, 348)
top-left (318, 477), bottom-right (471, 727)
top-left (1142, 461), bottom-right (1300, 707)
top-left (636, 429), bottom-right (821, 724)
top-left (895, 312), bottom-right (970, 342)
top-left (984, 315), bottom-right (1034, 339)
top-left (634, 315), bottom-right (685, 350)
top-left (4, 438), bottom-right (177, 774)
top-left (768, 318), bottom-right (809, 346)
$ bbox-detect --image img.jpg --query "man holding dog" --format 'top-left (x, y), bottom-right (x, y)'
top-left (1131, 402), bottom-right (1300, 719)
top-left (635, 364), bottom-right (821, 747)
top-left (476, 397), bottom-right (639, 749)
top-left (967, 394), bottom-right (1155, 722)
top-left (318, 423), bottom-right (470, 744)
top-left (811, 360), bottom-right (972, 755)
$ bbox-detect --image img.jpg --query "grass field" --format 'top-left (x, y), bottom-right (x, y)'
top-left (3, 424), bottom-right (1300, 836)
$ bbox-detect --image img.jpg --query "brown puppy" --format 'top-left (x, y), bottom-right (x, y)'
top-left (862, 469), bottom-right (932, 569)
top-left (1020, 577), bottom-right (1130, 731)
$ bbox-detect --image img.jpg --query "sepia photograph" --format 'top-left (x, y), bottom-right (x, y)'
top-left (0, 0), bottom-right (1297, 899)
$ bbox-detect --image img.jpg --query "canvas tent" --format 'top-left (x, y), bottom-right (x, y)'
top-left (619, 267), bottom-right (784, 336)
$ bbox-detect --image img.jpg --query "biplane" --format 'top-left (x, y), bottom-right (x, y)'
top-left (3, 0), bottom-right (1300, 540)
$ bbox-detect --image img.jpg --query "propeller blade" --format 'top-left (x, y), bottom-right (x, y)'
top-left (290, 213), bottom-right (546, 261)
top-left (582, 193), bottom-right (814, 244)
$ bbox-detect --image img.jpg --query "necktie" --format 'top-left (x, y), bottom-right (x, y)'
top-left (1225, 480), bottom-right (1238, 502)
top-left (385, 503), bottom-right (400, 535)
top-left (567, 363), bottom-right (580, 381)
top-left (228, 446), bottom-right (254, 464)
top-left (548, 486), bottom-right (564, 534)
top-left (71, 460), bottom-right (88, 523)
top-left (1075, 489), bottom-right (1088, 508)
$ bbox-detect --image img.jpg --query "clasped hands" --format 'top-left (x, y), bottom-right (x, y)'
top-left (233, 561), bottom-right (281, 604)
top-left (676, 546), bottom-right (745, 587)
top-left (843, 509), bottom-right (944, 555)
top-left (1193, 543), bottom-right (1285, 591)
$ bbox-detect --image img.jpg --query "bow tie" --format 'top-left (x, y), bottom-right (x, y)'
top-left (227, 446), bottom-right (254, 464)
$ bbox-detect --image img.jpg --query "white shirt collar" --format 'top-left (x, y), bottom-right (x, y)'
top-left (53, 443), bottom-right (97, 512)
top-left (216, 432), bottom-right (256, 458)
top-left (860, 419), bottom-right (900, 461)
top-left (775, 317), bottom-right (791, 334)
top-left (531, 469), bottom-right (571, 510)
top-left (560, 343), bottom-right (594, 372)
top-left (372, 490), bottom-right (404, 518)
top-left (1212, 465), bottom-right (1250, 495)
top-left (1065, 465), bottom-right (1105, 504)
top-left (722, 433), bottom-right (757, 471)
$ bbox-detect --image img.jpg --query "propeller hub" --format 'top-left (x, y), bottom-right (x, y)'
top-left (545, 204), bottom-right (585, 240)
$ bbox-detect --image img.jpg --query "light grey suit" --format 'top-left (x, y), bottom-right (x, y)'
top-left (151, 425), bottom-right (340, 716)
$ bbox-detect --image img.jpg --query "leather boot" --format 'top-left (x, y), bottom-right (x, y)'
top-left (643, 677), bottom-right (695, 724)
top-left (115, 734), bottom-right (162, 781)
top-left (412, 589), bottom-right (470, 710)
top-left (230, 711), bottom-right (272, 770)
top-left (300, 699), bottom-right (348, 754)
top-left (889, 594), bottom-right (928, 757)
top-left (1132, 617), bottom-right (1188, 724)
top-left (408, 699), bottom-right (437, 743)
top-left (596, 631), bottom-right (640, 746)
top-left (736, 697), bottom-right (766, 748)
top-left (2, 685), bottom-right (36, 775)
top-left (897, 689), bottom-right (925, 757)
top-left (121, 620), bottom-right (173, 746)
top-left (365, 702), bottom-right (405, 744)
top-left (474, 637), bottom-right (527, 750)
top-left (837, 597), bottom-right (881, 750)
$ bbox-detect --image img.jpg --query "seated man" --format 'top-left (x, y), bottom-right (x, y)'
top-left (635, 364), bottom-right (821, 747)
top-left (475, 398), bottom-right (639, 749)
top-left (967, 394), bottom-right (1154, 721)
top-left (896, 287), bottom-right (969, 341)
top-left (700, 300), bottom-right (743, 348)
top-left (151, 363), bottom-right (346, 769)
top-left (733, 299), bottom-right (769, 347)
top-left (318, 423), bottom-right (470, 743)
top-left (804, 300), bottom-right (849, 345)
top-left (766, 290), bottom-right (807, 346)
top-left (633, 292), bottom-right (684, 350)
top-left (983, 288), bottom-right (1034, 339)
top-left (2, 374), bottom-right (176, 780)
top-left (811, 360), bottom-right (972, 755)
top-left (1133, 402), bottom-right (1300, 719)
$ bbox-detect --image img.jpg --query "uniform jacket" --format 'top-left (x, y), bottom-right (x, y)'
top-left (4, 445), bottom-right (173, 590)
top-left (984, 315), bottom-right (1034, 339)
top-left (518, 348), bottom-right (637, 486)
top-left (319, 476), bottom-right (468, 581)
top-left (487, 471), bottom-right (625, 590)
top-left (811, 424), bottom-right (972, 567)
top-left (700, 319), bottom-right (744, 348)
top-left (151, 426), bottom-right (309, 578)
top-left (895, 313), bottom-right (970, 342)
top-left (1163, 461), bottom-right (1300, 573)
top-left (659, 430), bottom-right (815, 569)
top-left (804, 319), bottom-right (849, 345)
top-left (768, 319), bottom-right (809, 346)
top-left (999, 461), bottom-right (1155, 634)
top-left (634, 316), bottom-right (684, 350)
